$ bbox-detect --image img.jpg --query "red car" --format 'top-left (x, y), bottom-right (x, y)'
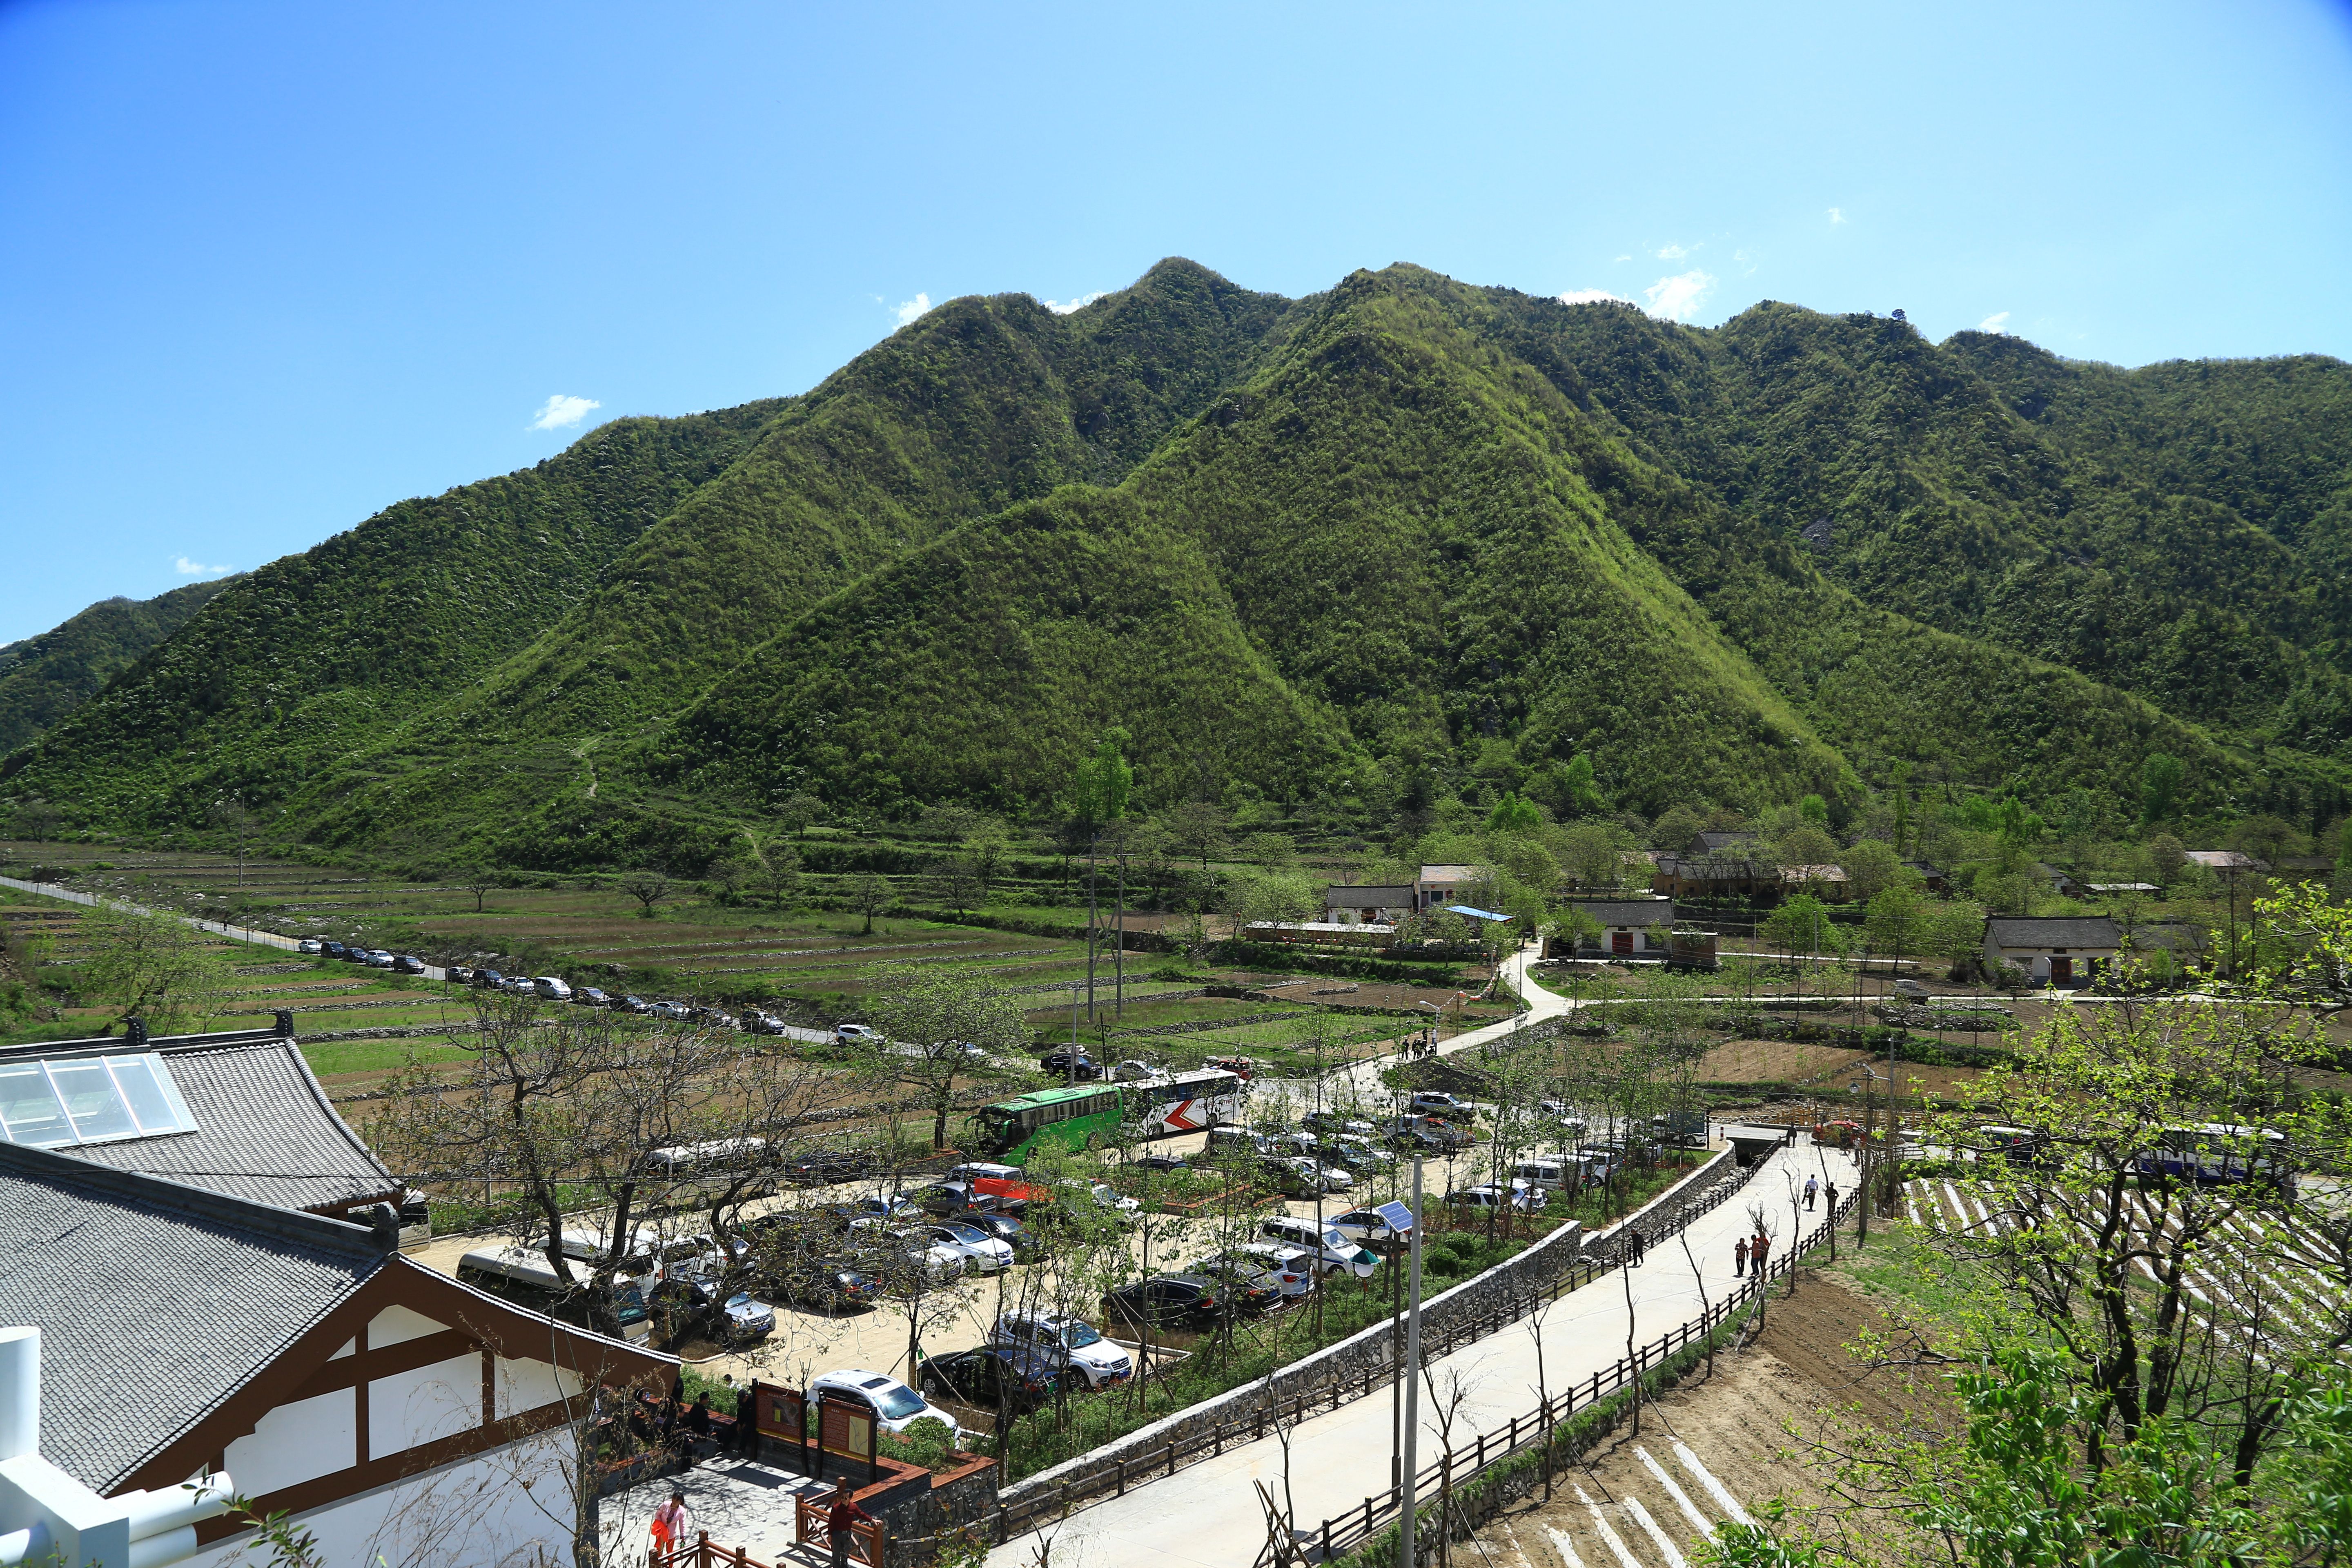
top-left (1205, 1055), bottom-right (1255, 1081)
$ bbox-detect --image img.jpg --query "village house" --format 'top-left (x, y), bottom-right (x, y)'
top-left (1414, 864), bottom-right (1476, 911)
top-left (1321, 884), bottom-right (1417, 925)
top-left (1983, 914), bottom-right (2123, 987)
top-left (0, 1143), bottom-right (673, 1568)
top-left (0, 1018), bottom-right (410, 1225)
top-left (1547, 897), bottom-right (1677, 959)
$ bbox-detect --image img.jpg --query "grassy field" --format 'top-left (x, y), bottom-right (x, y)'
top-left (0, 840), bottom-right (1490, 1091)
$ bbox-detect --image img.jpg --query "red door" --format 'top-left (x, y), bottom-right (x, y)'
top-left (2049, 956), bottom-right (2072, 986)
top-left (1612, 931), bottom-right (1634, 956)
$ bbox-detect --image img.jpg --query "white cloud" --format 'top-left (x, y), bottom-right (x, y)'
top-left (528, 395), bottom-right (600, 431)
top-left (174, 556), bottom-right (232, 577)
top-left (1614, 254), bottom-right (1632, 262)
top-left (893, 293), bottom-right (933, 327)
top-left (1654, 243), bottom-right (1690, 260)
top-left (1044, 291), bottom-right (1109, 315)
top-left (1557, 288), bottom-right (1633, 306)
top-left (1978, 311), bottom-right (2011, 334)
top-left (1827, 207), bottom-right (1845, 225)
top-left (1643, 270), bottom-right (1717, 322)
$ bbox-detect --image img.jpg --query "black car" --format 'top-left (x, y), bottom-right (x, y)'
top-left (321, 941), bottom-right (348, 960)
top-left (959, 1210), bottom-right (1040, 1260)
top-left (1039, 1051), bottom-right (1102, 1081)
top-left (1102, 1274), bottom-right (1225, 1330)
top-left (1385, 1127), bottom-right (1460, 1155)
top-left (616, 994), bottom-right (649, 1014)
top-left (1134, 1154), bottom-right (1191, 1175)
top-left (474, 968), bottom-right (505, 989)
top-left (446, 964), bottom-right (476, 984)
top-left (1183, 1256), bottom-right (1279, 1312)
top-left (784, 1149), bottom-right (880, 1187)
top-left (919, 1345), bottom-right (1065, 1414)
top-left (775, 1261), bottom-right (881, 1313)
top-left (391, 954), bottom-right (425, 975)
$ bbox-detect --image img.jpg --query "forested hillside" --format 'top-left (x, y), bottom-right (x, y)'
top-left (6, 258), bottom-right (2347, 868)
top-left (0, 577), bottom-right (236, 753)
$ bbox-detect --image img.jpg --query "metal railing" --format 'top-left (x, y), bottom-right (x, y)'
top-left (989, 1149), bottom-right (1769, 1544)
top-left (1308, 1187), bottom-right (1857, 1564)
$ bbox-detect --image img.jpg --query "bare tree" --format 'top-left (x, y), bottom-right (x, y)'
top-left (209, 798), bottom-right (257, 887)
top-left (844, 871), bottom-right (893, 935)
top-left (618, 869), bottom-right (673, 920)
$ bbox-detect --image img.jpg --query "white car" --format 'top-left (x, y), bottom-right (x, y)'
top-left (1110, 1060), bottom-right (1156, 1081)
top-left (1088, 1182), bottom-right (1141, 1218)
top-left (870, 1227), bottom-right (967, 1283)
top-left (533, 976), bottom-right (573, 1001)
top-left (920, 1220), bottom-right (1015, 1273)
top-left (946, 1161), bottom-right (1024, 1185)
top-left (1410, 1091), bottom-right (1478, 1118)
top-left (836, 1023), bottom-right (885, 1045)
top-left (1328, 1207), bottom-right (1412, 1247)
top-left (991, 1312), bottom-right (1134, 1388)
top-left (1261, 1215), bottom-right (1379, 1278)
top-left (809, 1369), bottom-right (964, 1442)
top-left (1231, 1241), bottom-right (1316, 1296)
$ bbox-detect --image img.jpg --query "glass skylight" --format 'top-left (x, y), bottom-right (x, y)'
top-left (0, 1053), bottom-right (198, 1147)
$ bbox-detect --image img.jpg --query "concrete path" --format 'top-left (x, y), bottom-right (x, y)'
top-left (984, 1137), bottom-right (1858, 1568)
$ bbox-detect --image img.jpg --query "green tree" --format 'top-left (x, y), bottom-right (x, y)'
top-left (2149, 831), bottom-right (2188, 889)
top-left (1862, 883), bottom-right (1930, 979)
top-left (1840, 837), bottom-right (1906, 902)
top-left (2141, 751), bottom-right (2185, 825)
top-left (1486, 792), bottom-right (1542, 835)
top-left (1797, 793), bottom-right (1829, 825)
top-left (75, 905), bottom-right (229, 1033)
top-left (856, 960), bottom-right (1031, 1148)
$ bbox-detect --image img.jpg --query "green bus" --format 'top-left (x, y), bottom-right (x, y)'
top-left (966, 1070), bottom-right (1244, 1162)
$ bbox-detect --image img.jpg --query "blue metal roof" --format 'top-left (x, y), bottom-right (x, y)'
top-left (1444, 905), bottom-right (1512, 922)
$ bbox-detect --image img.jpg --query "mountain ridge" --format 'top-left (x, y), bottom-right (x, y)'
top-left (8, 258), bottom-right (2347, 862)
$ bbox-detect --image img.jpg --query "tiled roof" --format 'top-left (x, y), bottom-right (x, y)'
top-left (1986, 916), bottom-right (2120, 949)
top-left (1564, 899), bottom-right (1675, 927)
top-left (1324, 884), bottom-right (1417, 908)
top-left (0, 1028), bottom-right (401, 1214)
top-left (1418, 865), bottom-right (1476, 882)
top-left (0, 1141), bottom-right (390, 1491)
top-left (1691, 831), bottom-right (1760, 853)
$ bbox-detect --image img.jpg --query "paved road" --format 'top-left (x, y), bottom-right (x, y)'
top-left (987, 1136), bottom-right (1859, 1568)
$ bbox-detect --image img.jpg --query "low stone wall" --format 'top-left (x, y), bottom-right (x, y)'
top-left (998, 1145), bottom-right (1733, 1509)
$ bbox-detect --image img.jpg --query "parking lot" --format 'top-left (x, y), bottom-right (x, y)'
top-left (403, 1125), bottom-right (1493, 1413)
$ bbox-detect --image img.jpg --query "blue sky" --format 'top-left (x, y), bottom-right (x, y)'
top-left (3, 0), bottom-right (2350, 644)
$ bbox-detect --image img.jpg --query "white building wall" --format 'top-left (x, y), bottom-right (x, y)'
top-left (220, 1387), bottom-right (356, 1497)
top-left (178, 1433), bottom-right (579, 1568)
top-left (494, 1358), bottom-right (582, 1422)
top-left (368, 1305), bottom-right (448, 1350)
top-left (370, 1353), bottom-right (482, 1459)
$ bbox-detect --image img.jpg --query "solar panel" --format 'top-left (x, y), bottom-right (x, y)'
top-left (0, 1053), bottom-right (198, 1147)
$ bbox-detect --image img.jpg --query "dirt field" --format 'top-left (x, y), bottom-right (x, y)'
top-left (1474, 1273), bottom-right (1948, 1568)
top-left (1693, 1038), bottom-right (1988, 1102)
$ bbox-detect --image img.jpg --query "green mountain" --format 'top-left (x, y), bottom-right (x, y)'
top-left (0, 578), bottom-right (238, 754)
top-left (7, 258), bottom-right (2347, 865)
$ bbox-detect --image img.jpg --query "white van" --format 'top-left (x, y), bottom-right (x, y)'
top-left (1511, 1154), bottom-right (1587, 1190)
top-left (457, 1244), bottom-right (651, 1342)
top-left (533, 976), bottom-right (573, 1001)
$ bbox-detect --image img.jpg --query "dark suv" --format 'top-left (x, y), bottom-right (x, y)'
top-left (1102, 1274), bottom-right (1225, 1330)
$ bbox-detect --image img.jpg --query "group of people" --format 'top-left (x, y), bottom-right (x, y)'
top-left (1728, 1174), bottom-right (1840, 1278)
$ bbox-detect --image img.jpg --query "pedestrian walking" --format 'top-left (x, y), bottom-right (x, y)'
top-left (1753, 1231), bottom-right (1771, 1276)
top-left (827, 1480), bottom-right (878, 1568)
top-left (1804, 1175), bottom-right (1819, 1212)
top-left (1628, 1227), bottom-right (1646, 1265)
top-left (650, 1490), bottom-right (691, 1561)
top-left (1733, 1236), bottom-right (1749, 1276)
top-left (1825, 1181), bottom-right (1839, 1214)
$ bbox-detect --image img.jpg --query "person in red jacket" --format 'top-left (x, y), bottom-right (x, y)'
top-left (827, 1480), bottom-right (878, 1568)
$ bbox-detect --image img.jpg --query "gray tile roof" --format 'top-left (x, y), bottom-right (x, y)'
top-left (1325, 884), bottom-right (1417, 908)
top-left (1986, 915), bottom-right (2120, 949)
top-left (0, 1141), bottom-right (390, 1491)
top-left (0, 1028), bottom-right (400, 1215)
top-left (1565, 899), bottom-right (1677, 927)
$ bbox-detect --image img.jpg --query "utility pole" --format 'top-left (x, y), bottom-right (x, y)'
top-left (1397, 1154), bottom-right (1425, 1568)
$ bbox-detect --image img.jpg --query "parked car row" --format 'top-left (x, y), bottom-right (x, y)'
top-left (307, 940), bottom-right (427, 974)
